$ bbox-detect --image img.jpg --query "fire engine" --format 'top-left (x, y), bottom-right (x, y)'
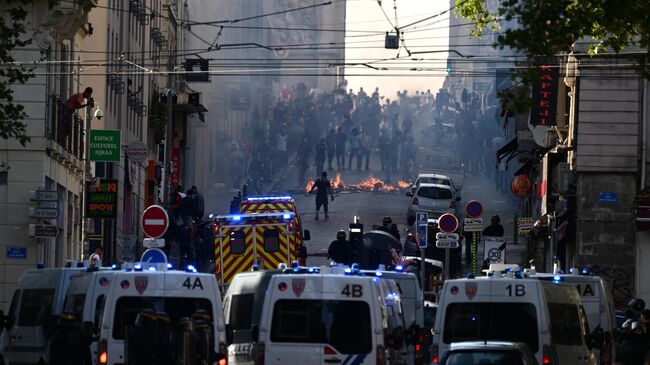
top-left (213, 196), bottom-right (310, 287)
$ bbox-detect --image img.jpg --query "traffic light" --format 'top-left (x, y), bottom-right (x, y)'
top-left (446, 59), bottom-right (453, 74)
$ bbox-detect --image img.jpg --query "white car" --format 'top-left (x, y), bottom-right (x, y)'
top-left (409, 173), bottom-right (459, 196)
top-left (407, 183), bottom-right (460, 222)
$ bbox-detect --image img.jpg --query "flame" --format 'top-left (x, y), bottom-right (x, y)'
top-left (397, 181), bottom-right (411, 189)
top-left (331, 173), bottom-right (344, 189)
top-left (305, 173), bottom-right (410, 194)
top-left (304, 178), bottom-right (315, 192)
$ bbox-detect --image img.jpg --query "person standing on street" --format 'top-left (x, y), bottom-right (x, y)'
top-left (191, 185), bottom-right (204, 221)
top-left (326, 128), bottom-right (336, 170)
top-left (328, 230), bottom-right (351, 265)
top-left (309, 171), bottom-right (334, 220)
top-left (315, 137), bottom-right (327, 176)
top-left (89, 245), bottom-right (104, 266)
top-left (348, 128), bottom-right (361, 169)
top-left (296, 136), bottom-right (312, 185)
top-left (335, 126), bottom-right (347, 169)
top-left (482, 215), bottom-right (504, 236)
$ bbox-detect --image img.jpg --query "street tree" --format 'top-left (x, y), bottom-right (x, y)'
top-left (454, 0), bottom-right (650, 110)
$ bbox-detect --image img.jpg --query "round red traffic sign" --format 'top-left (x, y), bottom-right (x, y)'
top-left (438, 213), bottom-right (459, 233)
top-left (141, 205), bottom-right (169, 238)
top-left (465, 200), bottom-right (483, 218)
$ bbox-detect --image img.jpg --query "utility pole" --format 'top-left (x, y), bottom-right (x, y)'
top-left (81, 103), bottom-right (93, 258)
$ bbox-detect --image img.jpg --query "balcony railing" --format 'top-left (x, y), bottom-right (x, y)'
top-left (48, 95), bottom-right (84, 160)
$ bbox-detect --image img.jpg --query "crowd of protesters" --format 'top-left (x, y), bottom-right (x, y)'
top-left (213, 79), bottom-right (509, 192)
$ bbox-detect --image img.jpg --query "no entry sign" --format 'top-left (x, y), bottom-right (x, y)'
top-left (438, 213), bottom-right (459, 233)
top-left (141, 205), bottom-right (169, 238)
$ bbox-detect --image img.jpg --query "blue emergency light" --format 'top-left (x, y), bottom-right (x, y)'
top-left (395, 265), bottom-right (404, 272)
top-left (185, 265), bottom-right (197, 273)
top-left (148, 267), bottom-right (156, 272)
top-left (134, 264), bottom-right (143, 272)
top-left (466, 272), bottom-right (476, 279)
top-left (552, 275), bottom-right (563, 283)
top-left (232, 215), bottom-right (242, 221)
top-left (167, 263), bottom-right (173, 269)
top-left (246, 196), bottom-right (292, 201)
top-left (282, 213), bottom-right (292, 219)
top-left (375, 271), bottom-right (383, 277)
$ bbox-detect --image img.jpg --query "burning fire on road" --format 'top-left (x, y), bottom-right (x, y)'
top-left (305, 173), bottom-right (410, 193)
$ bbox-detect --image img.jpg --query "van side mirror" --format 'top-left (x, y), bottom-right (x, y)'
top-left (225, 324), bottom-right (233, 345)
top-left (406, 191), bottom-right (413, 197)
top-left (251, 324), bottom-right (259, 343)
top-left (455, 196), bottom-right (461, 202)
top-left (303, 230), bottom-right (311, 241)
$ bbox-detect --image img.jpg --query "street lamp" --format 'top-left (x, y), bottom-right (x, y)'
top-left (81, 103), bottom-right (102, 260)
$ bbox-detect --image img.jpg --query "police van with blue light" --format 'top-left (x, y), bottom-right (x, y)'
top-left (432, 270), bottom-right (598, 365)
top-left (0, 261), bottom-right (90, 365)
top-left (96, 249), bottom-right (228, 365)
top-left (252, 263), bottom-right (408, 365)
top-left (526, 267), bottom-right (617, 365)
top-left (361, 267), bottom-right (429, 365)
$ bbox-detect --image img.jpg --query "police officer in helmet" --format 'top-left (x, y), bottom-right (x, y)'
top-left (378, 216), bottom-right (401, 241)
top-left (328, 230), bottom-right (351, 265)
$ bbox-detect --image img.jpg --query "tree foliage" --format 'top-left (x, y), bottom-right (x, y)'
top-left (455, 0), bottom-right (650, 57)
top-left (0, 0), bottom-right (34, 146)
top-left (454, 0), bottom-right (650, 111)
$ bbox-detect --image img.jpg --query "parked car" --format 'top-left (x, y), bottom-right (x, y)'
top-left (439, 341), bottom-right (538, 365)
top-left (409, 173), bottom-right (459, 197)
top-left (407, 183), bottom-right (460, 224)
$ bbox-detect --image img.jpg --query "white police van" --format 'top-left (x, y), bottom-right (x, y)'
top-left (528, 268), bottom-right (617, 365)
top-left (0, 263), bottom-right (88, 365)
top-left (362, 269), bottom-right (426, 365)
top-left (254, 266), bottom-right (405, 365)
top-left (432, 272), bottom-right (598, 365)
top-left (96, 262), bottom-right (227, 365)
top-left (62, 266), bottom-right (122, 364)
top-left (224, 269), bottom-right (283, 365)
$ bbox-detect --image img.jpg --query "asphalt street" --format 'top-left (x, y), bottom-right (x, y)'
top-left (204, 154), bottom-right (526, 269)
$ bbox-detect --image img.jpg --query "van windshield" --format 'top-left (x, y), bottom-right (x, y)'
top-left (419, 177), bottom-right (451, 187)
top-left (113, 297), bottom-right (213, 339)
top-left (443, 303), bottom-right (539, 352)
top-left (271, 299), bottom-right (372, 354)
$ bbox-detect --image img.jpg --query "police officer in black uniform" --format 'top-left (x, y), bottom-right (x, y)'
top-left (328, 230), bottom-right (351, 265)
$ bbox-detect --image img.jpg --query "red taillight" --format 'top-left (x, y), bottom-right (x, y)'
top-left (376, 345), bottom-right (386, 365)
top-left (98, 339), bottom-right (107, 364)
top-left (431, 344), bottom-right (439, 364)
top-left (449, 200), bottom-right (456, 209)
top-left (413, 198), bottom-right (419, 205)
top-left (218, 342), bottom-right (228, 365)
top-left (415, 343), bottom-right (421, 352)
top-left (324, 346), bottom-right (337, 355)
top-left (254, 342), bottom-right (265, 365)
top-left (543, 344), bottom-right (557, 365)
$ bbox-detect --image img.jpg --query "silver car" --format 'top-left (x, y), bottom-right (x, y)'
top-left (407, 183), bottom-right (460, 222)
top-left (440, 341), bottom-right (538, 365)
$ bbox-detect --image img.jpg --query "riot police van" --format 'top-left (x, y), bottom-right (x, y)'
top-left (432, 273), bottom-right (598, 365)
top-left (254, 267), bottom-right (406, 365)
top-left (96, 262), bottom-right (228, 365)
top-left (0, 263), bottom-right (88, 365)
top-left (61, 267), bottom-right (122, 364)
top-left (223, 269), bottom-right (283, 365)
top-left (529, 269), bottom-right (617, 365)
top-left (362, 270), bottom-right (428, 364)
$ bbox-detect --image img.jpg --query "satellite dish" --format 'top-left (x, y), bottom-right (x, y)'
top-left (533, 125), bottom-right (550, 147)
